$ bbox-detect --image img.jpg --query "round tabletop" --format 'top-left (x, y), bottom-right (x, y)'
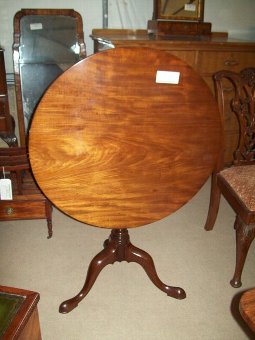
top-left (29, 47), bottom-right (222, 229)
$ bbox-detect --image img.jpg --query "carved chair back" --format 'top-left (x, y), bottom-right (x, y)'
top-left (214, 68), bottom-right (255, 166)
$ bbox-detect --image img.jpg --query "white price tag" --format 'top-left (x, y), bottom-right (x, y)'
top-left (0, 178), bottom-right (13, 200)
top-left (185, 4), bottom-right (196, 12)
top-left (156, 70), bottom-right (180, 84)
top-left (30, 23), bottom-right (43, 30)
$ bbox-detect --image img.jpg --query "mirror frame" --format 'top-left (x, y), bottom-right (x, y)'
top-left (153, 0), bottom-right (205, 21)
top-left (13, 8), bottom-right (86, 146)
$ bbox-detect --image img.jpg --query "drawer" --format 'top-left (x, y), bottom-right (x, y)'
top-left (198, 51), bottom-right (255, 75)
top-left (0, 200), bottom-right (47, 220)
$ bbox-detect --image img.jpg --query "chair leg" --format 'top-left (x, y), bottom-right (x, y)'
top-left (204, 172), bottom-right (221, 231)
top-left (230, 216), bottom-right (255, 288)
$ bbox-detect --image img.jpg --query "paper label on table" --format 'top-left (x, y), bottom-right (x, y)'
top-left (30, 23), bottom-right (43, 30)
top-left (156, 71), bottom-right (180, 84)
top-left (185, 4), bottom-right (196, 11)
top-left (0, 178), bottom-right (13, 200)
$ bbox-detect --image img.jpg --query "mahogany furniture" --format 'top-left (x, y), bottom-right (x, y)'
top-left (0, 49), bottom-right (17, 146)
top-left (240, 288), bottom-right (255, 333)
top-left (29, 47), bottom-right (222, 313)
top-left (13, 8), bottom-right (86, 146)
top-left (0, 285), bottom-right (41, 340)
top-left (90, 29), bottom-right (255, 164)
top-left (204, 68), bottom-right (255, 288)
top-left (0, 147), bottom-right (52, 238)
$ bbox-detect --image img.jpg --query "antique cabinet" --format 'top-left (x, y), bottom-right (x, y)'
top-left (0, 49), bottom-right (17, 146)
top-left (91, 29), bottom-right (255, 164)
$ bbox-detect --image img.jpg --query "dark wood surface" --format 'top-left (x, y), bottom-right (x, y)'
top-left (0, 285), bottom-right (41, 340)
top-left (240, 288), bottom-right (255, 333)
top-left (29, 47), bottom-right (222, 229)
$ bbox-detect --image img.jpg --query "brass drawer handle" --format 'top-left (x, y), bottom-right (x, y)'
top-left (6, 207), bottom-right (14, 215)
top-left (224, 59), bottom-right (239, 67)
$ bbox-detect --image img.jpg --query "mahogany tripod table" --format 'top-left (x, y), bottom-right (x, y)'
top-left (29, 47), bottom-right (222, 313)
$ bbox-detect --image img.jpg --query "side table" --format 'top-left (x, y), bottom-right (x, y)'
top-left (0, 285), bottom-right (41, 339)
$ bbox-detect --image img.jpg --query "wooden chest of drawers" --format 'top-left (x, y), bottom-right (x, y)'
top-left (91, 29), bottom-right (255, 164)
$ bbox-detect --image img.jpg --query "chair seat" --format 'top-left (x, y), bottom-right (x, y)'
top-left (218, 164), bottom-right (255, 212)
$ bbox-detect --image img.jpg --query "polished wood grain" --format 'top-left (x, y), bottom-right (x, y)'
top-left (91, 29), bottom-right (255, 164)
top-left (29, 47), bottom-right (222, 229)
top-left (240, 288), bottom-right (255, 333)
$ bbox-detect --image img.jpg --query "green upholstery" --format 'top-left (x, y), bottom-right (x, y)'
top-left (0, 292), bottom-right (24, 336)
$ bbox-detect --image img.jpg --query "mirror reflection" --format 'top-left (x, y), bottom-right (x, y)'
top-left (159, 0), bottom-right (200, 20)
top-left (13, 9), bottom-right (86, 146)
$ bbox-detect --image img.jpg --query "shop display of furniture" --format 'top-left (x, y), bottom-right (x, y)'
top-left (29, 47), bottom-right (222, 313)
top-left (0, 146), bottom-right (52, 238)
top-left (204, 68), bottom-right (255, 288)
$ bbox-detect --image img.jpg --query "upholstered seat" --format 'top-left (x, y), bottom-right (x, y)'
top-left (219, 165), bottom-right (255, 212)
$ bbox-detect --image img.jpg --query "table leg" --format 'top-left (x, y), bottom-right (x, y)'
top-left (59, 228), bottom-right (186, 313)
top-left (126, 242), bottom-right (186, 299)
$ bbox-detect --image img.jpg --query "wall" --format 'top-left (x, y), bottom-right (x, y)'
top-left (0, 0), bottom-right (255, 73)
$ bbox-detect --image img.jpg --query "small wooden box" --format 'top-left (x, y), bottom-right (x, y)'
top-left (148, 20), bottom-right (211, 38)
